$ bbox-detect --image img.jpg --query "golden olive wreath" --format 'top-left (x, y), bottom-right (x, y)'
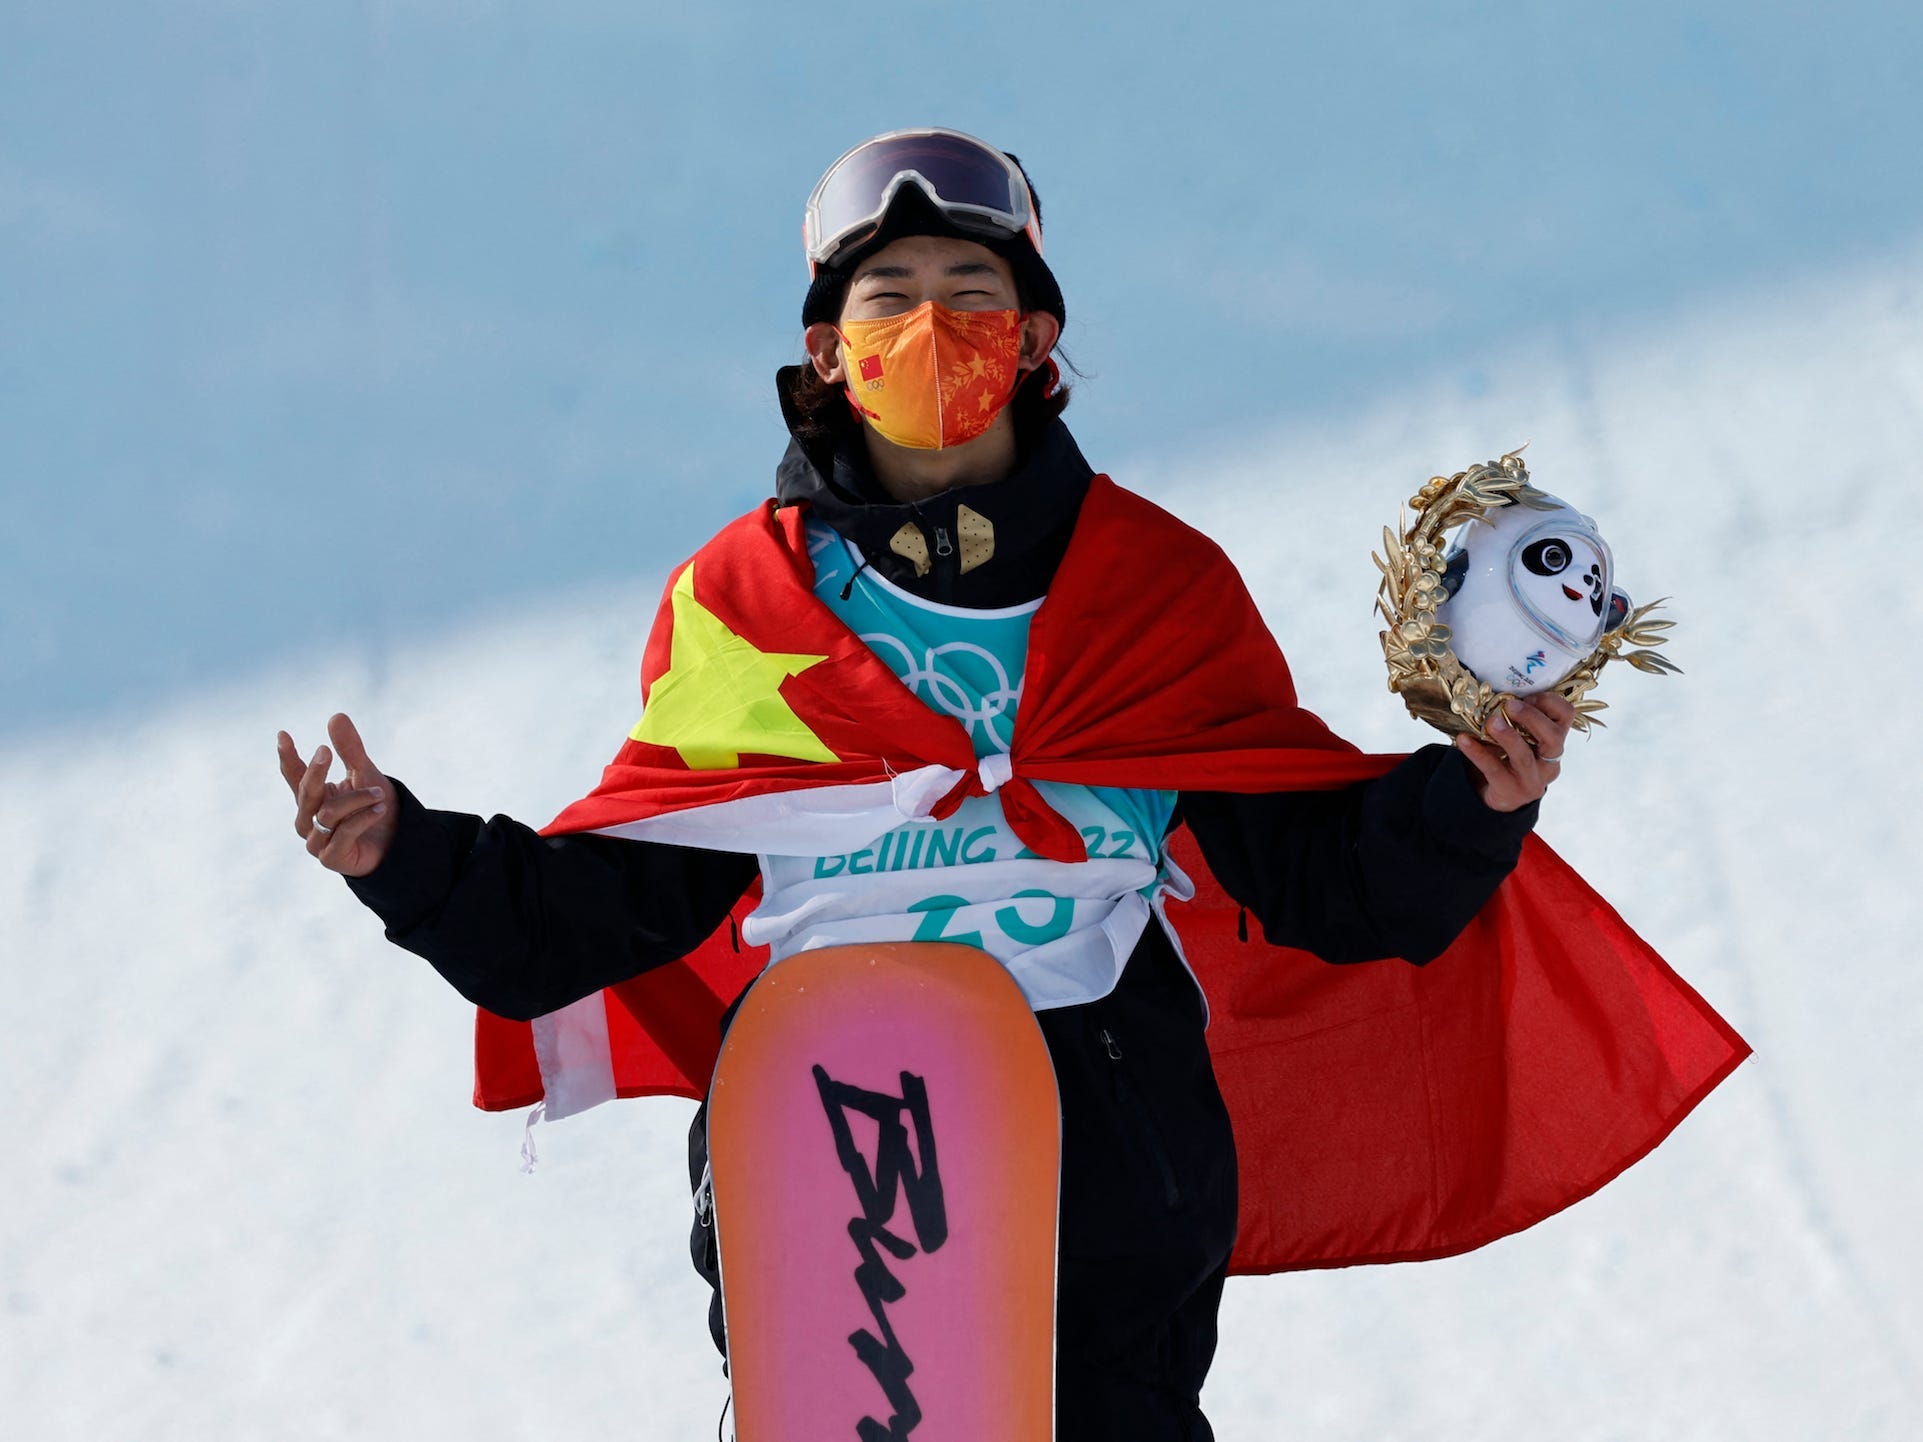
top-left (1374, 448), bottom-right (1679, 740)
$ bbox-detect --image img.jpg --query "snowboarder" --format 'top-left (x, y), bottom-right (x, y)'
top-left (278, 127), bottom-right (1736, 1441)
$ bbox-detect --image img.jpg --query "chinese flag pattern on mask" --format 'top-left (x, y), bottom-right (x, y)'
top-left (839, 303), bottom-right (1024, 449)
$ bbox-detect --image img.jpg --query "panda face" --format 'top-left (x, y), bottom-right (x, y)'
top-left (1511, 527), bottom-right (1610, 647)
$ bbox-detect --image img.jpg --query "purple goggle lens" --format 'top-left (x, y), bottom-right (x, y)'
top-left (804, 127), bottom-right (1040, 273)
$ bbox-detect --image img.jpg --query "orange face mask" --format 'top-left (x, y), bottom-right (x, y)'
top-left (838, 302), bottom-right (1027, 450)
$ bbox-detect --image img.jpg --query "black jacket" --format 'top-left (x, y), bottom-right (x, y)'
top-left (346, 402), bottom-right (1535, 1441)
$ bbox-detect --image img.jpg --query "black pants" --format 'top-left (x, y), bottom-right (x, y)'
top-left (689, 924), bottom-right (1237, 1441)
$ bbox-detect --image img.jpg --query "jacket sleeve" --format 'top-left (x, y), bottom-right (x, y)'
top-left (1176, 744), bottom-right (1536, 966)
top-left (344, 777), bottom-right (760, 1021)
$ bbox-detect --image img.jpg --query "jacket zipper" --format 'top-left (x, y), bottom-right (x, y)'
top-left (933, 524), bottom-right (954, 558)
top-left (1098, 1025), bottom-right (1183, 1210)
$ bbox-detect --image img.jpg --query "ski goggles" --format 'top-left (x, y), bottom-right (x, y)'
top-left (803, 127), bottom-right (1043, 275)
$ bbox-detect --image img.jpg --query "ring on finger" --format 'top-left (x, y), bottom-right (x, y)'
top-left (1537, 752), bottom-right (1564, 764)
top-left (313, 820), bottom-right (335, 836)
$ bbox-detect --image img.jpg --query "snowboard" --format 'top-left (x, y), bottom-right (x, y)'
top-left (708, 941), bottom-right (1061, 1442)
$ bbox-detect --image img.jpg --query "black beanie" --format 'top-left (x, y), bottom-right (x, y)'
top-left (800, 158), bottom-right (1065, 331)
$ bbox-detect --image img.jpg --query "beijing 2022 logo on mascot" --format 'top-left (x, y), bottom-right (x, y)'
top-left (1375, 447), bottom-right (1680, 738)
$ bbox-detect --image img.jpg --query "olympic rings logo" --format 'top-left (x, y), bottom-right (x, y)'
top-left (860, 632), bottom-right (1022, 748)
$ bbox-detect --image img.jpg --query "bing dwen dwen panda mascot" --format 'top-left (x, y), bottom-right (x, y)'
top-left (1375, 448), bottom-right (1678, 740)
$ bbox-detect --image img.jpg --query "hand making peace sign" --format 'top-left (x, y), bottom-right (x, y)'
top-left (276, 713), bottom-right (398, 878)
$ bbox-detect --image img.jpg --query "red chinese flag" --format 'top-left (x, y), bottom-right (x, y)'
top-left (476, 476), bottom-right (1750, 1278)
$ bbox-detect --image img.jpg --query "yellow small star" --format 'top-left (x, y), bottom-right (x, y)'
top-left (630, 564), bottom-right (837, 769)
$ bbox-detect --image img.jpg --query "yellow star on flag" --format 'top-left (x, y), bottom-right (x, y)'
top-left (629, 564), bottom-right (837, 769)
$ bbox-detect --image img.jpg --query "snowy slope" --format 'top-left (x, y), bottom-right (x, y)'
top-left (5, 248), bottom-right (1921, 1439)
top-left (1155, 250), bottom-right (1923, 1438)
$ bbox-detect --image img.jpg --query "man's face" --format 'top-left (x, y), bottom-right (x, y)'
top-left (838, 233), bottom-right (1023, 321)
top-left (804, 232), bottom-right (1057, 396)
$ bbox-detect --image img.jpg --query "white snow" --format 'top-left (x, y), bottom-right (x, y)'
top-left (5, 246), bottom-right (1921, 1439)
